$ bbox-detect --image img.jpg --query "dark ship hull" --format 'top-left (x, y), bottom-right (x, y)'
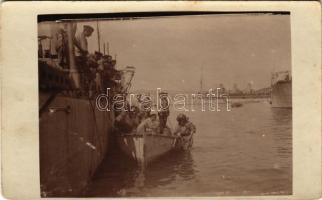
top-left (38, 20), bottom-right (135, 197)
top-left (271, 80), bottom-right (292, 108)
top-left (39, 92), bottom-right (114, 197)
top-left (271, 71), bottom-right (292, 108)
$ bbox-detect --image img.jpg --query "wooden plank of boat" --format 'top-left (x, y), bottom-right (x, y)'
top-left (117, 132), bottom-right (177, 166)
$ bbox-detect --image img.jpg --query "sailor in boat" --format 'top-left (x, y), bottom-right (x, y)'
top-left (138, 94), bottom-right (153, 119)
top-left (114, 102), bottom-right (146, 134)
top-left (158, 92), bottom-right (170, 134)
top-left (129, 106), bottom-right (142, 126)
top-left (115, 109), bottom-right (137, 134)
top-left (136, 111), bottom-right (160, 135)
top-left (173, 114), bottom-right (196, 149)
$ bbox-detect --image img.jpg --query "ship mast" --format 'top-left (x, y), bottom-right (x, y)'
top-left (103, 42), bottom-right (109, 55)
top-left (200, 66), bottom-right (204, 93)
top-left (96, 20), bottom-right (101, 53)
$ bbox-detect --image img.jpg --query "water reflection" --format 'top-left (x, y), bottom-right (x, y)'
top-left (85, 102), bottom-right (292, 197)
top-left (270, 108), bottom-right (292, 166)
top-left (270, 108), bottom-right (292, 124)
top-left (145, 151), bottom-right (196, 187)
top-left (85, 150), bottom-right (196, 197)
top-left (120, 151), bottom-right (197, 196)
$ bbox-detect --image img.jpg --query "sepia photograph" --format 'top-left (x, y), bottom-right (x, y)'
top-left (37, 13), bottom-right (293, 197)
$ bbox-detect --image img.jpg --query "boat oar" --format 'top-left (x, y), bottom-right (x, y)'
top-left (172, 137), bottom-right (177, 147)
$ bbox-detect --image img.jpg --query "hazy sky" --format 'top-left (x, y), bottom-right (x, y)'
top-left (41, 14), bottom-right (291, 92)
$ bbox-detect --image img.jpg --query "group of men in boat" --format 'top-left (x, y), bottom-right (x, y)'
top-left (114, 93), bottom-right (196, 147)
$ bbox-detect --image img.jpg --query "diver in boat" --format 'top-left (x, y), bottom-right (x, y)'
top-left (136, 111), bottom-right (160, 134)
top-left (173, 114), bottom-right (196, 149)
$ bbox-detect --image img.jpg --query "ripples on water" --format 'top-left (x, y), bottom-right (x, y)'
top-left (85, 100), bottom-right (292, 197)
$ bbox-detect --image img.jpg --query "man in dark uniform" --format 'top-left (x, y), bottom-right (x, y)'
top-left (55, 28), bottom-right (69, 68)
top-left (158, 92), bottom-right (170, 134)
top-left (101, 55), bottom-right (118, 91)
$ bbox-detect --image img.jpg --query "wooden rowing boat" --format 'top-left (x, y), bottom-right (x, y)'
top-left (117, 131), bottom-right (178, 166)
top-left (117, 125), bottom-right (195, 166)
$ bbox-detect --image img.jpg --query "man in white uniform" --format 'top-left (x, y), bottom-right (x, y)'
top-left (74, 25), bottom-right (94, 56)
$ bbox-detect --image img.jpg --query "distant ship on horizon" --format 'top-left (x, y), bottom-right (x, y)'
top-left (271, 71), bottom-right (292, 108)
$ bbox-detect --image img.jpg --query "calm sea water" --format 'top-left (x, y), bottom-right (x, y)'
top-left (84, 99), bottom-right (292, 197)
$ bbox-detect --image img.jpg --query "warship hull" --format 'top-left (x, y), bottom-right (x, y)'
top-left (40, 92), bottom-right (114, 197)
top-left (271, 81), bottom-right (292, 108)
top-left (38, 19), bottom-right (135, 197)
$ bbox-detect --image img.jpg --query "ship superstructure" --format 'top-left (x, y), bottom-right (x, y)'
top-left (271, 71), bottom-right (292, 108)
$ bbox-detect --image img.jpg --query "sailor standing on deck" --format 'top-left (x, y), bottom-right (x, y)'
top-left (73, 25), bottom-right (94, 91)
top-left (56, 28), bottom-right (69, 68)
top-left (74, 25), bottom-right (94, 56)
